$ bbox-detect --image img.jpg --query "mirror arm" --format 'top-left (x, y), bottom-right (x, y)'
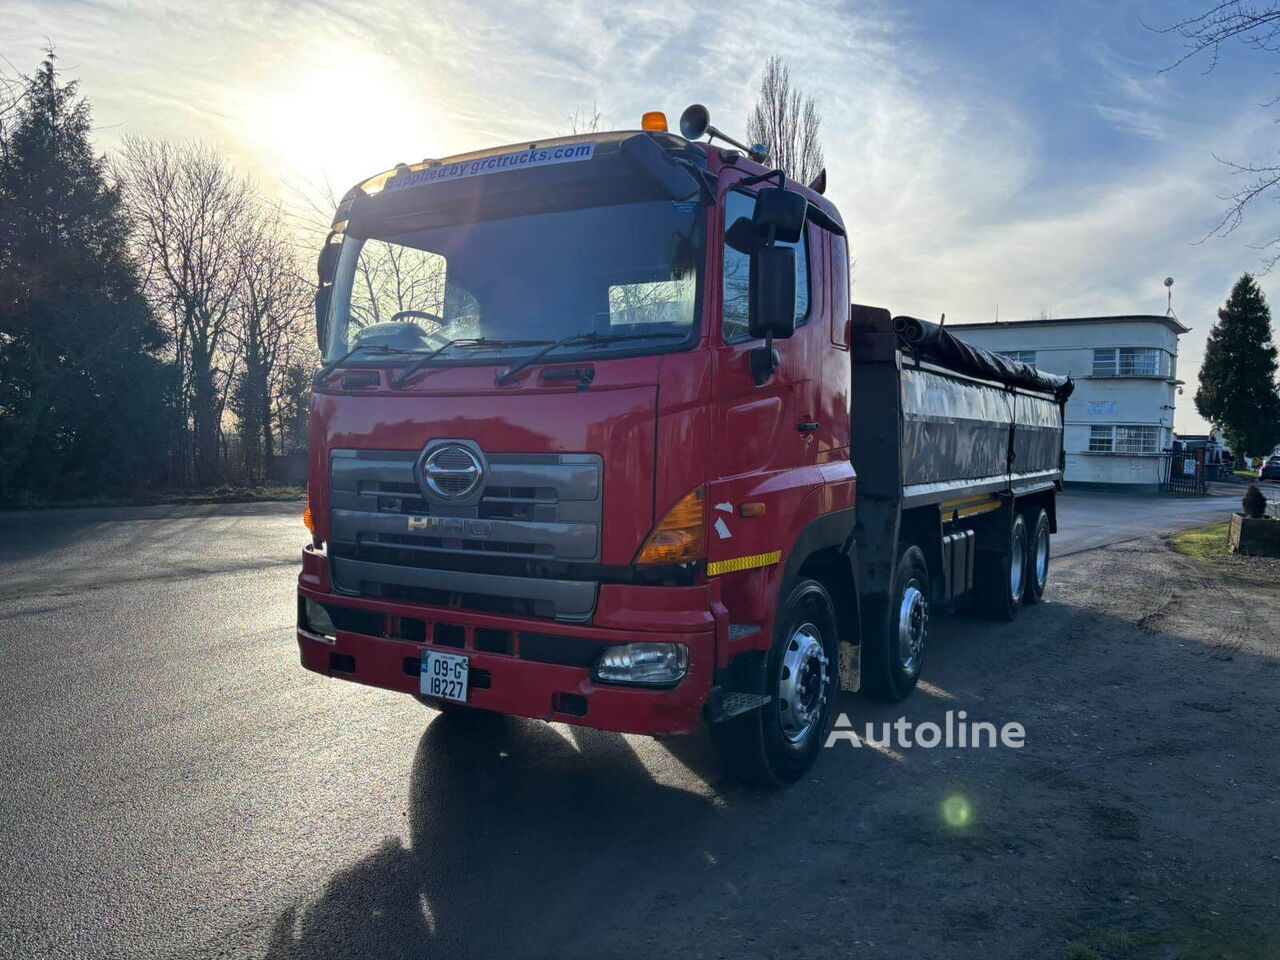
top-left (736, 168), bottom-right (786, 190)
top-left (750, 330), bottom-right (779, 386)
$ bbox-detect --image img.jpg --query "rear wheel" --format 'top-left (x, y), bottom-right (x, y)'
top-left (860, 545), bottom-right (929, 703)
top-left (713, 579), bottom-right (839, 788)
top-left (977, 512), bottom-right (1028, 621)
top-left (1024, 508), bottom-right (1051, 604)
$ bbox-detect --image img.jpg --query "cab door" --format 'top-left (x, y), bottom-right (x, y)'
top-left (706, 179), bottom-right (823, 576)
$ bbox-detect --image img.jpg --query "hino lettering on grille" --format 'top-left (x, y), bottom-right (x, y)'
top-left (406, 516), bottom-right (491, 537)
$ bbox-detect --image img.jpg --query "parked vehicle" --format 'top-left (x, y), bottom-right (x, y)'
top-left (1260, 457), bottom-right (1280, 482)
top-left (296, 107), bottom-right (1073, 785)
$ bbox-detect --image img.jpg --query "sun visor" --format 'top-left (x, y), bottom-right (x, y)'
top-left (345, 134), bottom-right (703, 238)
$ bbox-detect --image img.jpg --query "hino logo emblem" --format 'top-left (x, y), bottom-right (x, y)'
top-left (406, 516), bottom-right (492, 537)
top-left (421, 444), bottom-right (484, 500)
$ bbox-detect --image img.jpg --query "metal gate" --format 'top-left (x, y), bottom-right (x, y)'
top-left (1161, 449), bottom-right (1206, 494)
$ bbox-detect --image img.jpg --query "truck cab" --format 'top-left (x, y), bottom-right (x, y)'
top-left (297, 108), bottom-right (1064, 786)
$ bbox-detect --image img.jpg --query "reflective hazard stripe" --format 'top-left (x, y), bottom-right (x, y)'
top-left (706, 550), bottom-right (782, 577)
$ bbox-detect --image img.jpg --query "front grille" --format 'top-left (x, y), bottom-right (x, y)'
top-left (328, 447), bottom-right (603, 621)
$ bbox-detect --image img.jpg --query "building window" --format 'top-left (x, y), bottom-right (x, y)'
top-left (1088, 424), bottom-right (1160, 454)
top-left (998, 350), bottom-right (1036, 366)
top-left (1092, 347), bottom-right (1162, 377)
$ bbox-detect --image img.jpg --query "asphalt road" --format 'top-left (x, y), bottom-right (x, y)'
top-left (0, 490), bottom-right (1248, 959)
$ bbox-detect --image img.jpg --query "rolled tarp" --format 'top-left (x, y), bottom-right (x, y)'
top-left (892, 315), bottom-right (1074, 401)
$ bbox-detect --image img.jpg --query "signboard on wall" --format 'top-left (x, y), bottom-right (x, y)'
top-left (1086, 400), bottom-right (1118, 416)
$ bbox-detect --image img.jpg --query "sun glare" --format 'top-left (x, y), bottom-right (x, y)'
top-left (246, 42), bottom-right (448, 194)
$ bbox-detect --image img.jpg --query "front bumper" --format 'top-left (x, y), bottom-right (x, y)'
top-left (297, 546), bottom-right (719, 736)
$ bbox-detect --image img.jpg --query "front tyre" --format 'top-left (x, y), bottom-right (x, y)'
top-left (1024, 508), bottom-right (1051, 604)
top-left (713, 579), bottom-right (839, 788)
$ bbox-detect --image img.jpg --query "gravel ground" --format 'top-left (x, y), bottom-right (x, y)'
top-left (260, 533), bottom-right (1280, 960)
top-left (2, 512), bottom-right (1277, 960)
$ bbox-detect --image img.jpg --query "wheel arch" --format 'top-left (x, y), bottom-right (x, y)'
top-left (775, 509), bottom-right (862, 691)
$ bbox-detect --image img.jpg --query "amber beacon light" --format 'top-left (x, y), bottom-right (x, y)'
top-left (640, 111), bottom-right (669, 132)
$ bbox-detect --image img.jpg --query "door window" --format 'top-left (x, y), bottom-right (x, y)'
top-left (722, 190), bottom-right (810, 343)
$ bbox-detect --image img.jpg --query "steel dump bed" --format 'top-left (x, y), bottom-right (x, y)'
top-left (849, 305), bottom-right (1072, 509)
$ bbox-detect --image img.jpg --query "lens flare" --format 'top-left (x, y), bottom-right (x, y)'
top-left (941, 794), bottom-right (972, 828)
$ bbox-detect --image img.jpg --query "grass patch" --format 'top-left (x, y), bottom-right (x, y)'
top-left (1170, 522), bottom-right (1232, 561)
top-left (1233, 469), bottom-right (1259, 480)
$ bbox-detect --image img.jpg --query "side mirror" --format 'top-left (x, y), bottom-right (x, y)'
top-left (749, 245), bottom-right (797, 340)
top-left (620, 134), bottom-right (699, 201)
top-left (314, 287), bottom-right (331, 352)
top-left (747, 244), bottom-right (796, 386)
top-left (752, 187), bottom-right (806, 244)
top-left (315, 234), bottom-right (342, 351)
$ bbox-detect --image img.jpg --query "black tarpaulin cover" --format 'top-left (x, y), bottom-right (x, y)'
top-left (893, 316), bottom-right (1075, 401)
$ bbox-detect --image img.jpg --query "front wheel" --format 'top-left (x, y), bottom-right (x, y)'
top-left (712, 579), bottom-right (839, 788)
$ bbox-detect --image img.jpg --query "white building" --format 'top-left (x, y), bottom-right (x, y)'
top-left (949, 315), bottom-right (1189, 491)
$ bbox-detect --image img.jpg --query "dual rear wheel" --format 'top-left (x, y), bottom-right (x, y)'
top-left (978, 507), bottom-right (1051, 620)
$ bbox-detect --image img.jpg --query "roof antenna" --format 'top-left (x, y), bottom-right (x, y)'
top-left (939, 312), bottom-right (946, 328)
top-left (1164, 276), bottom-right (1176, 318)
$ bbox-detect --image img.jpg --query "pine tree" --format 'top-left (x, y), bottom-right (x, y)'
top-left (1195, 274), bottom-right (1280, 463)
top-left (0, 52), bottom-right (173, 501)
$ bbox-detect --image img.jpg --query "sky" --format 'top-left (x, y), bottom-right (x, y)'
top-left (7, 0), bottom-right (1280, 433)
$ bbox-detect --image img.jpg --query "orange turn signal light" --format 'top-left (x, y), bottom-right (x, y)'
top-left (302, 505), bottom-right (315, 533)
top-left (641, 111), bottom-right (668, 132)
top-left (636, 488), bottom-right (704, 565)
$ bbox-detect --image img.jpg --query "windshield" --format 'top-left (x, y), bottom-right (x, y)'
top-left (324, 198), bottom-right (703, 364)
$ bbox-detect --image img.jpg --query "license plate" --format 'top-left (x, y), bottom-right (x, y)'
top-left (421, 650), bottom-right (469, 703)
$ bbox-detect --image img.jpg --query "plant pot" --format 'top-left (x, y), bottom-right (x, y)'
top-left (1229, 512), bottom-right (1280, 557)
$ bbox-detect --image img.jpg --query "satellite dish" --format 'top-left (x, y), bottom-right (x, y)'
top-left (679, 104), bottom-right (711, 141)
top-left (1164, 277), bottom-right (1174, 288)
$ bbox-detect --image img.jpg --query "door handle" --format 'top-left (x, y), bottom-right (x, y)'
top-left (798, 420), bottom-right (820, 433)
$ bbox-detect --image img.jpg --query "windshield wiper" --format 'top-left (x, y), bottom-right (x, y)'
top-left (495, 331), bottom-right (688, 386)
top-left (313, 344), bottom-right (420, 387)
top-left (392, 337), bottom-right (549, 389)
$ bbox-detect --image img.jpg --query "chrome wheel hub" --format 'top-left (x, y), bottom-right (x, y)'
top-left (1010, 532), bottom-right (1026, 600)
top-left (897, 583), bottom-right (928, 675)
top-left (777, 623), bottom-right (828, 743)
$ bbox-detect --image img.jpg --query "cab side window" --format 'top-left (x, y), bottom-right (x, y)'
top-left (722, 190), bottom-right (810, 343)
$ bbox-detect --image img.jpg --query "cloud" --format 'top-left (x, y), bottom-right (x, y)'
top-left (7, 0), bottom-right (1280, 433)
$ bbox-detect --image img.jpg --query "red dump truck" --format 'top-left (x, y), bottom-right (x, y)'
top-left (297, 106), bottom-right (1073, 785)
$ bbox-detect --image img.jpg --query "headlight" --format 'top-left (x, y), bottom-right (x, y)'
top-left (303, 598), bottom-right (337, 639)
top-left (593, 643), bottom-right (689, 686)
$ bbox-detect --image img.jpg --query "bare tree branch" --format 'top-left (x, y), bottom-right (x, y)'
top-left (115, 137), bottom-right (255, 483)
top-left (746, 55), bottom-right (825, 185)
top-left (1153, 2), bottom-right (1280, 269)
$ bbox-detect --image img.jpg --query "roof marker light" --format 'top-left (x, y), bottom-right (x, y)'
top-left (641, 111), bottom-right (668, 132)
